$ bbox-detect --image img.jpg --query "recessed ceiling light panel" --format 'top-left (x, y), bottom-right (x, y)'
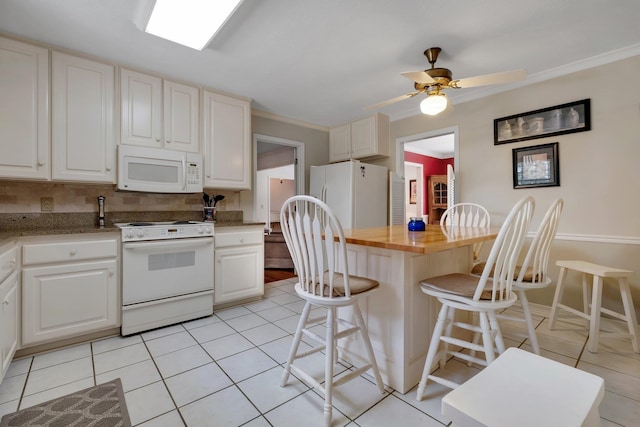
top-left (144, 0), bottom-right (244, 50)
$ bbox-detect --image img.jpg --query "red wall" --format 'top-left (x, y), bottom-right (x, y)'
top-left (404, 152), bottom-right (454, 214)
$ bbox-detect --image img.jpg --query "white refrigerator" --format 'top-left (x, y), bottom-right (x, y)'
top-left (310, 160), bottom-right (388, 229)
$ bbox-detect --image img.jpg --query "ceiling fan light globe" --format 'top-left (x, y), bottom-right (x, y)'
top-left (420, 93), bottom-right (447, 115)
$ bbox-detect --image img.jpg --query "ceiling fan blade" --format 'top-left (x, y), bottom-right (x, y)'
top-left (401, 71), bottom-right (436, 84)
top-left (364, 91), bottom-right (421, 111)
top-left (452, 69), bottom-right (526, 88)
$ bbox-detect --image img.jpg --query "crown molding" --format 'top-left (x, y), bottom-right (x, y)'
top-left (252, 109), bottom-right (329, 132)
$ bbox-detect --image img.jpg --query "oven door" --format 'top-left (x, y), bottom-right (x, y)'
top-left (122, 237), bottom-right (213, 305)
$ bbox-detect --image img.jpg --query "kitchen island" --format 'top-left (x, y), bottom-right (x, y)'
top-left (336, 224), bottom-right (497, 393)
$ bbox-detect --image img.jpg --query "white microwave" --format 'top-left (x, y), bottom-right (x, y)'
top-left (117, 145), bottom-right (203, 193)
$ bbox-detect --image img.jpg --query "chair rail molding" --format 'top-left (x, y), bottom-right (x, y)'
top-left (541, 232), bottom-right (640, 246)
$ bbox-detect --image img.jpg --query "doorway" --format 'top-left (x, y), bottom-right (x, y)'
top-left (254, 134), bottom-right (304, 282)
top-left (253, 134), bottom-right (305, 232)
top-left (395, 126), bottom-right (458, 224)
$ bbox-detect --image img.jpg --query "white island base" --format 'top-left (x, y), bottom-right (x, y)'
top-left (338, 243), bottom-right (473, 394)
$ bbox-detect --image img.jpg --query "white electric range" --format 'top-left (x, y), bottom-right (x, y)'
top-left (115, 221), bottom-right (214, 335)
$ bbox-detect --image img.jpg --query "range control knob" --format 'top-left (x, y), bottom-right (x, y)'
top-left (196, 226), bottom-right (203, 234)
top-left (204, 226), bottom-right (212, 234)
top-left (137, 230), bottom-right (145, 238)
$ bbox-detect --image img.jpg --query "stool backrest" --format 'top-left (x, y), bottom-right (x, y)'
top-left (280, 195), bottom-right (351, 298)
top-left (518, 198), bottom-right (564, 285)
top-left (475, 196), bottom-right (535, 301)
top-left (440, 203), bottom-right (491, 261)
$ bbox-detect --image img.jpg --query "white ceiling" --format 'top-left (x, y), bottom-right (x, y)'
top-left (1, 0), bottom-right (639, 128)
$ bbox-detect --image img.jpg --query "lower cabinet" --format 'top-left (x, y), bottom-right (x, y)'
top-left (0, 241), bottom-right (19, 384)
top-left (214, 226), bottom-right (264, 306)
top-left (21, 235), bottom-right (119, 346)
top-left (1, 271), bottom-right (19, 382)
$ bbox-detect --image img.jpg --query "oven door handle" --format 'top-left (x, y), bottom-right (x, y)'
top-left (123, 238), bottom-right (213, 250)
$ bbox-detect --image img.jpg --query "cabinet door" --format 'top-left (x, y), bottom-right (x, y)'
top-left (164, 80), bottom-right (199, 152)
top-left (22, 259), bottom-right (118, 346)
top-left (329, 123), bottom-right (351, 163)
top-left (0, 37), bottom-right (49, 180)
top-left (52, 52), bottom-right (115, 182)
top-left (214, 245), bottom-right (264, 305)
top-left (120, 69), bottom-right (162, 148)
top-left (0, 272), bottom-right (19, 381)
top-left (350, 115), bottom-right (376, 159)
top-left (203, 91), bottom-right (251, 189)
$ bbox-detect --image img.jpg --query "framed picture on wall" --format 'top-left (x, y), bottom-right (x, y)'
top-left (409, 179), bottom-right (417, 204)
top-left (495, 99), bottom-right (591, 145)
top-left (512, 142), bottom-right (559, 189)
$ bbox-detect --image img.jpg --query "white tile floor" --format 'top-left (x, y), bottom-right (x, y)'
top-left (1, 277), bottom-right (639, 426)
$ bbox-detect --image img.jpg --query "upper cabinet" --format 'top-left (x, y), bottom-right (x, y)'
top-left (120, 69), bottom-right (199, 152)
top-left (202, 91), bottom-right (251, 190)
top-left (52, 52), bottom-right (115, 183)
top-left (329, 113), bottom-right (390, 163)
top-left (0, 37), bottom-right (50, 180)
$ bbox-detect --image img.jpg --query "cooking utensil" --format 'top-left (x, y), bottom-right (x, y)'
top-left (203, 193), bottom-right (210, 207)
top-left (213, 195), bottom-right (225, 207)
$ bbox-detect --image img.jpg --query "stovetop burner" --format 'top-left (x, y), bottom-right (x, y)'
top-left (128, 222), bottom-right (154, 226)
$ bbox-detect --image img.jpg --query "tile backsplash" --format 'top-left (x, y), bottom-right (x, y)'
top-left (0, 181), bottom-right (240, 214)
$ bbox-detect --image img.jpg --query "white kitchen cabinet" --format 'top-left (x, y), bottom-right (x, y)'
top-left (203, 91), bottom-right (251, 190)
top-left (329, 123), bottom-right (351, 163)
top-left (0, 242), bottom-right (19, 383)
top-left (120, 68), bottom-right (199, 152)
top-left (52, 52), bottom-right (115, 183)
top-left (21, 235), bottom-right (119, 346)
top-left (214, 226), bottom-right (264, 305)
top-left (328, 113), bottom-right (390, 163)
top-left (163, 80), bottom-right (200, 152)
top-left (0, 37), bottom-right (49, 180)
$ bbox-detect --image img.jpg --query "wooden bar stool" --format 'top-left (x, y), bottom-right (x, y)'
top-left (549, 260), bottom-right (639, 353)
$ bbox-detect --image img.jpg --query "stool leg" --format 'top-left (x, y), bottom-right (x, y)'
top-left (480, 312), bottom-right (495, 364)
top-left (323, 307), bottom-right (336, 427)
top-left (281, 302), bottom-right (312, 386)
top-left (519, 289), bottom-right (541, 355)
top-left (587, 275), bottom-right (603, 353)
top-left (549, 267), bottom-right (567, 329)
top-left (416, 304), bottom-right (448, 401)
top-left (582, 273), bottom-right (591, 319)
top-left (618, 277), bottom-right (640, 353)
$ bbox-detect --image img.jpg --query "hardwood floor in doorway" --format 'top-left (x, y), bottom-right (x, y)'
top-left (264, 268), bottom-right (296, 283)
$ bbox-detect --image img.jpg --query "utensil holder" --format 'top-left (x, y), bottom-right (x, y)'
top-left (203, 207), bottom-right (215, 222)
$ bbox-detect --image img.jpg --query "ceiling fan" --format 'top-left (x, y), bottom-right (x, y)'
top-left (366, 47), bottom-right (526, 115)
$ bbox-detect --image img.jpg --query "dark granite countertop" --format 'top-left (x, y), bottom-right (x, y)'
top-left (0, 211), bottom-right (264, 245)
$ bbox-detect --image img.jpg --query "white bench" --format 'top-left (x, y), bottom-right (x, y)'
top-left (442, 347), bottom-right (605, 427)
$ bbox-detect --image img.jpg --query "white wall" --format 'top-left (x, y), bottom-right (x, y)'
top-left (384, 55), bottom-right (640, 316)
top-left (256, 164), bottom-right (295, 225)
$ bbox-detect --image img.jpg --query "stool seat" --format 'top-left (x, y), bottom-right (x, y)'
top-left (549, 260), bottom-right (639, 353)
top-left (556, 260), bottom-right (632, 278)
top-left (442, 348), bottom-right (605, 427)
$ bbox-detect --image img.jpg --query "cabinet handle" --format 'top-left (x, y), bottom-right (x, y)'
top-left (166, 139), bottom-right (170, 143)
top-left (2, 298), bottom-right (8, 305)
top-left (106, 164), bottom-right (112, 171)
top-left (70, 249), bottom-right (77, 256)
top-left (38, 161), bottom-right (45, 167)
top-left (155, 137), bottom-right (160, 142)
top-left (9, 259), bottom-right (15, 268)
top-left (108, 269), bottom-right (114, 277)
